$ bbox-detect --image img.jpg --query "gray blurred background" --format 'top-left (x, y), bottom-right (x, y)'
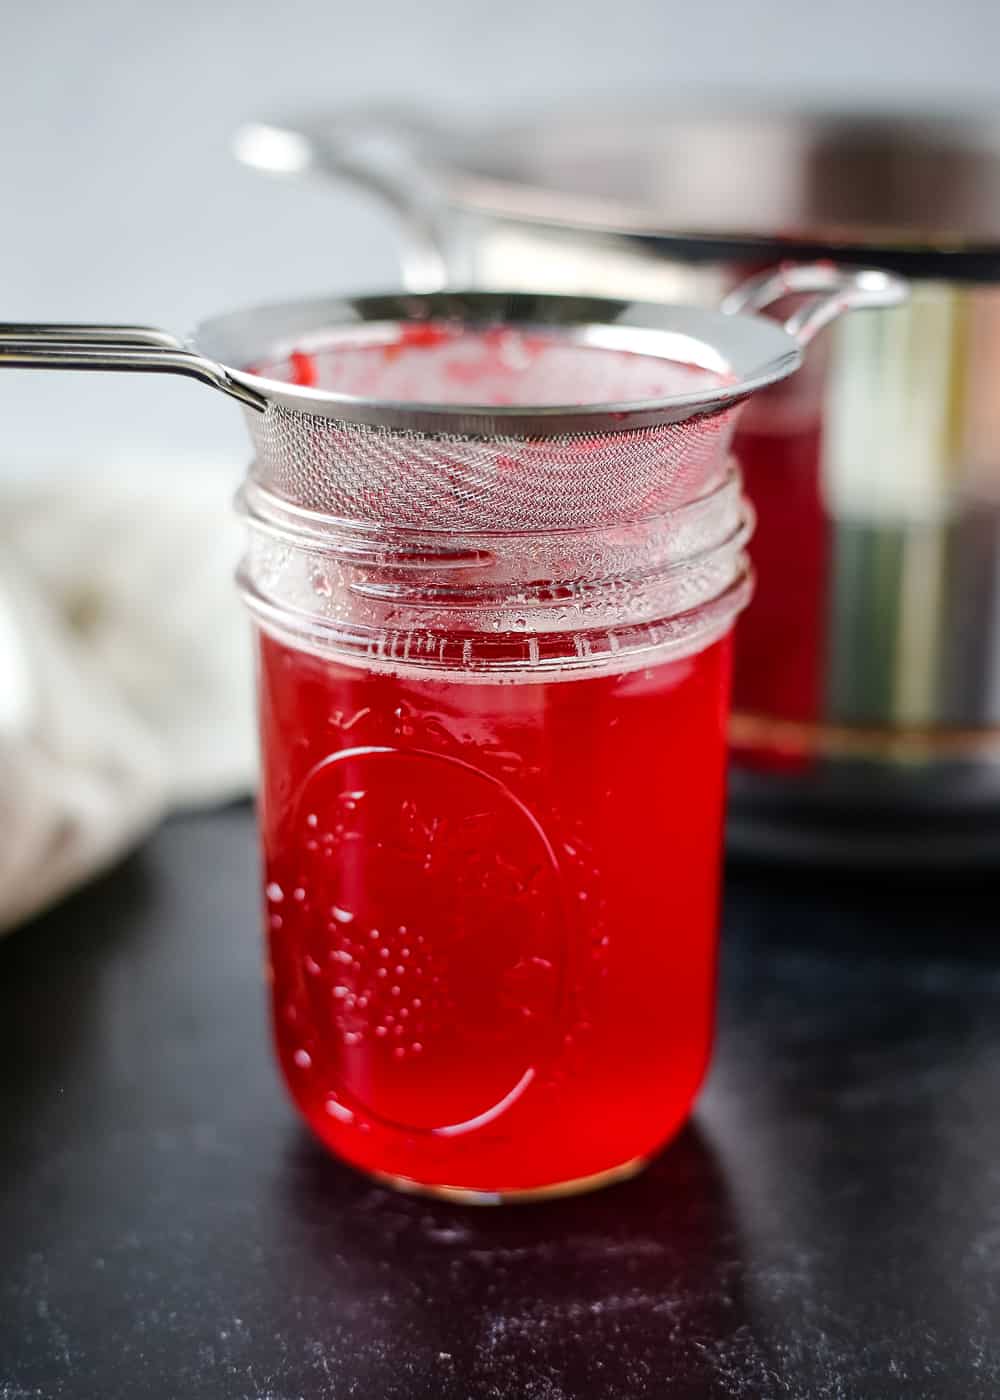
top-left (3, 0), bottom-right (998, 477)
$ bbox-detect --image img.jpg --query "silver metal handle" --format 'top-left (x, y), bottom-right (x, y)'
top-left (0, 324), bottom-right (266, 411)
top-left (720, 264), bottom-right (908, 345)
top-left (233, 107), bottom-right (449, 292)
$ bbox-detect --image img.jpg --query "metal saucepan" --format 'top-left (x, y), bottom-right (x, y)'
top-left (235, 102), bottom-right (1000, 865)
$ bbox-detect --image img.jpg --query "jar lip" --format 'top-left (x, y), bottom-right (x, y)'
top-left (237, 462), bottom-right (744, 549)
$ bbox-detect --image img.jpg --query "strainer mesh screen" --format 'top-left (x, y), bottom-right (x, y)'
top-left (247, 324), bottom-right (742, 529)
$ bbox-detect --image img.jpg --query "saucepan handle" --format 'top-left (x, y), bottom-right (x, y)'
top-left (720, 263), bottom-right (908, 345)
top-left (0, 323), bottom-right (265, 411)
top-left (233, 106), bottom-right (450, 292)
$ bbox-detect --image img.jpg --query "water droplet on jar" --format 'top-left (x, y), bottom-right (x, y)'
top-left (266, 883), bottom-right (284, 903)
top-left (357, 995), bottom-right (368, 1009)
top-left (411, 1042), bottom-right (423, 1054)
top-left (390, 985), bottom-right (401, 997)
top-left (332, 985), bottom-right (350, 999)
top-left (369, 928), bottom-right (380, 941)
top-left (413, 998), bottom-right (422, 1010)
top-left (375, 1025), bottom-right (387, 1038)
top-left (293, 1049), bottom-right (312, 1069)
top-left (393, 1046), bottom-right (405, 1059)
top-left (292, 887), bottom-right (306, 902)
top-left (379, 947), bottom-right (390, 960)
top-left (304, 956), bottom-right (321, 976)
top-left (332, 905), bottom-right (354, 924)
top-left (306, 813), bottom-right (318, 828)
top-left (394, 964), bottom-right (405, 976)
top-left (269, 914), bottom-right (283, 931)
top-left (343, 1030), bottom-right (361, 1047)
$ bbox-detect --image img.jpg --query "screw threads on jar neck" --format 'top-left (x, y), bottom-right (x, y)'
top-left (237, 460), bottom-right (755, 676)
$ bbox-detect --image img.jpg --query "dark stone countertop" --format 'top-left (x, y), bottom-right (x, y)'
top-left (2, 806), bottom-right (998, 1399)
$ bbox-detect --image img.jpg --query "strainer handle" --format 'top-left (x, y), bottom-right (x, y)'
top-left (0, 323), bottom-right (265, 411)
top-left (720, 264), bottom-right (907, 345)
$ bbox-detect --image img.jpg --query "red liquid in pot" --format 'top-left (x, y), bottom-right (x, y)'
top-left (257, 631), bottom-right (732, 1195)
top-left (732, 420), bottom-right (828, 769)
top-left (725, 291), bottom-right (830, 770)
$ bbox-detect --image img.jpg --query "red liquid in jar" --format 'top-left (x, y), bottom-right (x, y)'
top-left (257, 630), bottom-right (733, 1195)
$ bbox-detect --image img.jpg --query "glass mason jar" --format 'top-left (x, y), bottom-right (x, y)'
top-left (239, 461), bottom-right (752, 1201)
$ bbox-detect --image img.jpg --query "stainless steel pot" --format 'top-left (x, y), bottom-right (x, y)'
top-left (236, 103), bottom-right (1000, 864)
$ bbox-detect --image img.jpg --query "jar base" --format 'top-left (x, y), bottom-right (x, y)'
top-left (367, 1154), bottom-right (649, 1205)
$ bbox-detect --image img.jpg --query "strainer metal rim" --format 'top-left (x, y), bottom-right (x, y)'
top-left (0, 268), bottom-right (903, 438)
top-left (193, 288), bottom-right (803, 436)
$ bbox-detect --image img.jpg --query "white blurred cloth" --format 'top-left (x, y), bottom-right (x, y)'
top-left (0, 465), bottom-right (256, 933)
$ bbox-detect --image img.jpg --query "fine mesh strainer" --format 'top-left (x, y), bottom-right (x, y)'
top-left (0, 265), bottom-right (903, 531)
